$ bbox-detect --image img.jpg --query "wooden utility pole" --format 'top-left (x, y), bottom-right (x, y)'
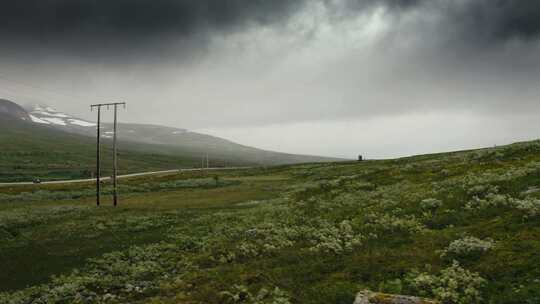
top-left (112, 104), bottom-right (118, 206)
top-left (91, 102), bottom-right (126, 207)
top-left (95, 107), bottom-right (101, 206)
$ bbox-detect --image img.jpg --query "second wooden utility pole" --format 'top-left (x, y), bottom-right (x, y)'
top-left (95, 106), bottom-right (101, 206)
top-left (112, 103), bottom-right (119, 207)
top-left (91, 102), bottom-right (126, 207)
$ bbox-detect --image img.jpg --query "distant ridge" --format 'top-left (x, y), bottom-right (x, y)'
top-left (0, 98), bottom-right (345, 182)
top-left (20, 101), bottom-right (344, 166)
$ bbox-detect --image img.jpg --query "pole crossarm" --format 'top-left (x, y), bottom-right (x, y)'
top-left (90, 102), bottom-right (126, 110)
top-left (91, 102), bottom-right (126, 108)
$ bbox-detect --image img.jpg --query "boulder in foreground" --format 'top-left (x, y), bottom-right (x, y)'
top-left (354, 290), bottom-right (437, 304)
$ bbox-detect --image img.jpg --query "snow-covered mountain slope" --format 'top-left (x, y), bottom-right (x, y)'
top-left (25, 105), bottom-right (191, 140)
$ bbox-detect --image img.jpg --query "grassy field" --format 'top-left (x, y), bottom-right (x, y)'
top-left (0, 117), bottom-right (219, 183)
top-left (0, 115), bottom-right (340, 183)
top-left (1, 141), bottom-right (540, 303)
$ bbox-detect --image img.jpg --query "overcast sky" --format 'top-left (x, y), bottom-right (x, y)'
top-left (1, 0), bottom-right (540, 158)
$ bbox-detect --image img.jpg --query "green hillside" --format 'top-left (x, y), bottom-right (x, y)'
top-left (1, 140), bottom-right (540, 303)
top-left (0, 98), bottom-right (343, 182)
top-left (0, 116), bottom-right (232, 182)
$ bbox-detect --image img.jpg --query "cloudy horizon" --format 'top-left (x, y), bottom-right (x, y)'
top-left (2, 0), bottom-right (540, 159)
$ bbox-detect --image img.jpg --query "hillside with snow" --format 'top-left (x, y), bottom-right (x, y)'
top-left (1, 99), bottom-right (344, 174)
top-left (28, 105), bottom-right (96, 127)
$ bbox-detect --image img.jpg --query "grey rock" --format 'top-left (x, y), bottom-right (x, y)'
top-left (353, 290), bottom-right (437, 304)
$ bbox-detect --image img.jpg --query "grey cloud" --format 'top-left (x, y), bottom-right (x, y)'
top-left (0, 0), bottom-right (304, 38)
top-left (3, 0), bottom-right (540, 61)
top-left (326, 0), bottom-right (540, 47)
top-left (448, 1), bottom-right (540, 45)
top-left (2, 0), bottom-right (540, 129)
top-left (0, 0), bottom-right (306, 62)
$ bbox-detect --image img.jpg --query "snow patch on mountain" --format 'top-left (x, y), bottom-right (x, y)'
top-left (29, 105), bottom-right (96, 128)
top-left (29, 114), bottom-right (50, 124)
top-left (33, 111), bottom-right (69, 118)
top-left (68, 119), bottom-right (96, 127)
top-left (41, 117), bottom-right (67, 126)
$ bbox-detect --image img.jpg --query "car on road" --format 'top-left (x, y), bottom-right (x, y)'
top-left (32, 178), bottom-right (41, 184)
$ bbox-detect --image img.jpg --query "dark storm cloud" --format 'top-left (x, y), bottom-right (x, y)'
top-left (435, 0), bottom-right (540, 46)
top-left (469, 1), bottom-right (540, 41)
top-left (3, 0), bottom-right (540, 58)
top-left (0, 0), bottom-right (304, 39)
top-left (329, 0), bottom-right (540, 46)
top-left (342, 0), bottom-right (423, 10)
top-left (0, 0), bottom-right (307, 61)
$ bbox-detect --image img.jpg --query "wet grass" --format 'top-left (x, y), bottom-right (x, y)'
top-left (1, 141), bottom-right (540, 303)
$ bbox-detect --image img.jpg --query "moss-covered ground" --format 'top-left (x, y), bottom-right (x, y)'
top-left (1, 141), bottom-right (540, 303)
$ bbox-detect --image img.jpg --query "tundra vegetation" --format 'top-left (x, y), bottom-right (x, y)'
top-left (1, 141), bottom-right (540, 303)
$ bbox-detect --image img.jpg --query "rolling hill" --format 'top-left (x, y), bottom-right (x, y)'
top-left (0, 112), bottom-right (200, 182)
top-left (0, 99), bottom-right (342, 182)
